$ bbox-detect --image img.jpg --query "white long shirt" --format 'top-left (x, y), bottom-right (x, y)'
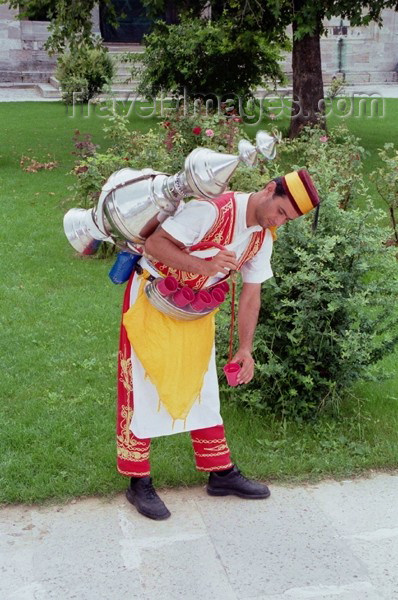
top-left (159, 193), bottom-right (274, 285)
top-left (130, 192), bottom-right (274, 438)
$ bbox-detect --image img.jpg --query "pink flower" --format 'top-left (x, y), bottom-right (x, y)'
top-left (233, 117), bottom-right (242, 123)
top-left (319, 135), bottom-right (329, 143)
top-left (192, 126), bottom-right (202, 135)
top-left (269, 113), bottom-right (276, 120)
top-left (205, 129), bottom-right (214, 137)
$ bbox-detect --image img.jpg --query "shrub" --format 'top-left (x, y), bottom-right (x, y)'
top-left (132, 16), bottom-right (286, 100)
top-left (70, 109), bottom-right (265, 208)
top-left (325, 75), bottom-right (346, 100)
top-left (250, 192), bottom-right (398, 418)
top-left (56, 42), bottom-right (114, 104)
top-left (371, 143), bottom-right (398, 246)
top-left (157, 108), bottom-right (249, 172)
top-left (218, 127), bottom-right (398, 419)
top-left (70, 112), bottom-right (173, 208)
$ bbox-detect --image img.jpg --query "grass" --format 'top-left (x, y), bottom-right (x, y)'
top-left (0, 100), bottom-right (397, 504)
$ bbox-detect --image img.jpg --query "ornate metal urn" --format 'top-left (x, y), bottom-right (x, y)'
top-left (63, 130), bottom-right (280, 256)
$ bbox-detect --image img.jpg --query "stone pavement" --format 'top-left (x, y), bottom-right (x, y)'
top-left (0, 84), bottom-right (56, 102)
top-left (1, 473), bottom-right (397, 600)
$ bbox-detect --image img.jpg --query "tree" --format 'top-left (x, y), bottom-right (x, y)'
top-left (143, 0), bottom-right (398, 137)
top-left (10, 0), bottom-right (57, 21)
top-left (134, 15), bottom-right (287, 101)
top-left (136, 1), bottom-right (288, 101)
top-left (276, 0), bottom-right (398, 136)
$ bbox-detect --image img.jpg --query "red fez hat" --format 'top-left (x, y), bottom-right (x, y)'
top-left (281, 169), bottom-right (320, 216)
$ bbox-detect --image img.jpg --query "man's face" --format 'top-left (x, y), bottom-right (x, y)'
top-left (256, 185), bottom-right (301, 228)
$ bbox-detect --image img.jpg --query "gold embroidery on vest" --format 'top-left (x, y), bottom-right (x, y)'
top-left (151, 193), bottom-right (237, 290)
top-left (238, 230), bottom-right (266, 269)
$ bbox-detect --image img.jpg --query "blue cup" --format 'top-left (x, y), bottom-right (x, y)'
top-left (109, 252), bottom-right (141, 284)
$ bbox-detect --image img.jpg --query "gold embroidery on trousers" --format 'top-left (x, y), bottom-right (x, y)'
top-left (202, 443), bottom-right (229, 452)
top-left (118, 468), bottom-right (151, 476)
top-left (192, 438), bottom-right (227, 444)
top-left (117, 447), bottom-right (150, 461)
top-left (117, 346), bottom-right (150, 462)
top-left (196, 463), bottom-right (233, 471)
top-left (194, 450), bottom-right (230, 458)
top-left (119, 348), bottom-right (133, 393)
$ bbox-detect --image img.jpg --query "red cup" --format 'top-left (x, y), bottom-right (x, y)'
top-left (208, 288), bottom-right (226, 308)
top-left (223, 362), bottom-right (241, 386)
top-left (190, 290), bottom-right (212, 312)
top-left (173, 286), bottom-right (195, 308)
top-left (157, 276), bottom-right (178, 296)
top-left (215, 281), bottom-right (230, 295)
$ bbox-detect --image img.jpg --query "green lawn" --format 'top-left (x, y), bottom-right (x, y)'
top-left (0, 100), bottom-right (397, 504)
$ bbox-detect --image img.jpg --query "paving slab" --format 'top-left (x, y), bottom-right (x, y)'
top-left (195, 487), bottom-right (367, 598)
top-left (307, 475), bottom-right (398, 600)
top-left (0, 473), bottom-right (397, 600)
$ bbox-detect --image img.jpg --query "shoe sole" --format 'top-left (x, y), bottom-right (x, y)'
top-left (206, 486), bottom-right (271, 500)
top-left (125, 488), bottom-right (171, 520)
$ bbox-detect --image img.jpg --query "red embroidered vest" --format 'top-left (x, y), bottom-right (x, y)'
top-left (151, 192), bottom-right (267, 291)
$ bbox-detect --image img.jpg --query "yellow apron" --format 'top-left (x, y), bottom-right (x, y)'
top-left (123, 277), bottom-right (215, 424)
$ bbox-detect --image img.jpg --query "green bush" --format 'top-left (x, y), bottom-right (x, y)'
top-left (70, 112), bottom-right (173, 208)
top-left (155, 108), bottom-right (251, 173)
top-left (371, 143), bottom-right (398, 245)
top-left (56, 42), bottom-right (114, 104)
top-left (218, 126), bottom-right (398, 419)
top-left (132, 16), bottom-right (286, 100)
top-left (70, 109), bottom-right (267, 208)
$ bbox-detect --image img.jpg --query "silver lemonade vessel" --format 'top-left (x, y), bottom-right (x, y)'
top-left (63, 131), bottom-right (280, 256)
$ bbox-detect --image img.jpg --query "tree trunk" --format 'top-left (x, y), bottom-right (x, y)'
top-left (289, 16), bottom-right (325, 138)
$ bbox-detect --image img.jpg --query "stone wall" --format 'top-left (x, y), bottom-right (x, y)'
top-left (0, 5), bottom-right (55, 83)
top-left (282, 10), bottom-right (398, 84)
top-left (0, 5), bottom-right (21, 81)
top-left (0, 6), bottom-right (397, 85)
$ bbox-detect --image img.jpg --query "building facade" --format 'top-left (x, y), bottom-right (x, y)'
top-left (0, 3), bottom-right (397, 85)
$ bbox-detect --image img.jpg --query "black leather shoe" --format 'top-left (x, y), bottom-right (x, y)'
top-left (207, 466), bottom-right (271, 499)
top-left (126, 477), bottom-right (171, 520)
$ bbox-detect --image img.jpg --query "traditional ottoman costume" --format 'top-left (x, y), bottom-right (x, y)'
top-left (116, 191), bottom-right (275, 476)
top-left (63, 126), bottom-right (321, 519)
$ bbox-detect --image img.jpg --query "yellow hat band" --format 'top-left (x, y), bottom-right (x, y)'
top-left (284, 171), bottom-right (315, 215)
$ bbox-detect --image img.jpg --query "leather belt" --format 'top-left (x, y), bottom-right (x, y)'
top-left (135, 263), bottom-right (156, 282)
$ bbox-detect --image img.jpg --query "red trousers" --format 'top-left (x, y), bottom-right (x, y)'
top-left (116, 274), bottom-right (233, 477)
top-left (116, 423), bottom-right (233, 477)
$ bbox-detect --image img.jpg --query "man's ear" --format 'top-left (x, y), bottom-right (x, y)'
top-left (264, 180), bottom-right (276, 196)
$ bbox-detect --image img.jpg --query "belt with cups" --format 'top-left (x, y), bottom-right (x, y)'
top-left (138, 243), bottom-right (230, 321)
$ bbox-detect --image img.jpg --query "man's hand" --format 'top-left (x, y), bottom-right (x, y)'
top-left (231, 348), bottom-right (255, 384)
top-left (203, 250), bottom-right (238, 277)
top-left (144, 229), bottom-right (238, 276)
